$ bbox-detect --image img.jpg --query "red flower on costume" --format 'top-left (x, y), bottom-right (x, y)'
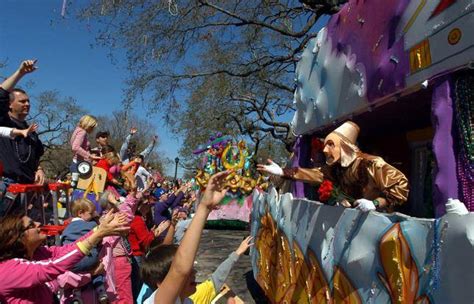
top-left (317, 180), bottom-right (354, 206)
top-left (318, 180), bottom-right (334, 202)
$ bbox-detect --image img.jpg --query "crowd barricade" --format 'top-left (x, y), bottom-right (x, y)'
top-left (48, 182), bottom-right (71, 225)
top-left (7, 183), bottom-right (47, 223)
top-left (6, 182), bottom-right (71, 243)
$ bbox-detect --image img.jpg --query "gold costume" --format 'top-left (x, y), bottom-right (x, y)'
top-left (283, 152), bottom-right (409, 211)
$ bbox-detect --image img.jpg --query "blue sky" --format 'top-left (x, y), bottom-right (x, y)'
top-left (0, 0), bottom-right (183, 176)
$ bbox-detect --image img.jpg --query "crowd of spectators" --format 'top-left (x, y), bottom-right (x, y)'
top-left (0, 60), bottom-right (249, 304)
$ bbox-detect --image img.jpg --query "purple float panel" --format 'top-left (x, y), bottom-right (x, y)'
top-left (290, 137), bottom-right (307, 198)
top-left (432, 78), bottom-right (458, 217)
top-left (326, 0), bottom-right (410, 102)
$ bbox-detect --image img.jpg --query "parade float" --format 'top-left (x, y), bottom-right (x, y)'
top-left (194, 134), bottom-right (267, 229)
top-left (250, 0), bottom-right (474, 302)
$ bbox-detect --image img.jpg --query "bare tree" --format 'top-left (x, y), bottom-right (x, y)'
top-left (95, 110), bottom-right (169, 172)
top-left (77, 0), bottom-right (342, 161)
top-left (28, 91), bottom-right (86, 177)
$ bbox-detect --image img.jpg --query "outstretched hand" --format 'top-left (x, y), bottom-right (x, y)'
top-left (34, 168), bottom-right (45, 186)
top-left (256, 159), bottom-right (284, 176)
top-left (171, 209), bottom-right (180, 226)
top-left (107, 192), bottom-right (119, 205)
top-left (18, 123), bottom-right (38, 138)
top-left (199, 170), bottom-right (231, 210)
top-left (154, 220), bottom-right (171, 236)
top-left (97, 210), bottom-right (130, 237)
top-left (235, 236), bottom-right (254, 256)
top-left (19, 59), bottom-right (38, 75)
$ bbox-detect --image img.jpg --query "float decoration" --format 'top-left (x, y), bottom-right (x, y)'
top-left (194, 135), bottom-right (268, 201)
top-left (251, 189), bottom-right (474, 303)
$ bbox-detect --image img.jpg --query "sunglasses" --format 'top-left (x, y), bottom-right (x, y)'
top-left (18, 220), bottom-right (38, 239)
top-left (23, 220), bottom-right (37, 231)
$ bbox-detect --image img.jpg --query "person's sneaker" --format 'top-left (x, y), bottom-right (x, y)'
top-left (71, 289), bottom-right (83, 304)
top-left (98, 293), bottom-right (108, 304)
top-left (95, 285), bottom-right (108, 304)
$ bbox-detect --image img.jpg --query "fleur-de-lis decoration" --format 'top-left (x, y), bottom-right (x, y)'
top-left (256, 211), bottom-right (362, 303)
top-left (378, 223), bottom-right (431, 304)
top-left (333, 266), bottom-right (362, 304)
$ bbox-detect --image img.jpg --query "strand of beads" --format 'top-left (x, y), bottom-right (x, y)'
top-left (453, 74), bottom-right (474, 211)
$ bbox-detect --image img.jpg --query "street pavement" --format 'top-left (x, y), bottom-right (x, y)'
top-left (194, 229), bottom-right (268, 303)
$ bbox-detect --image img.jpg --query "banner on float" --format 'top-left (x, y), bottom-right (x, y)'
top-left (250, 188), bottom-right (474, 303)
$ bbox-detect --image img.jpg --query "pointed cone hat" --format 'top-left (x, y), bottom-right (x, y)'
top-left (331, 121), bottom-right (360, 145)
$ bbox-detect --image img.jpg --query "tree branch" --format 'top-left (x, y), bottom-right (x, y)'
top-left (199, 0), bottom-right (319, 38)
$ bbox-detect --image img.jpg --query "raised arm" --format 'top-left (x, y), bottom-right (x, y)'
top-left (154, 171), bottom-right (230, 304)
top-left (140, 135), bottom-right (157, 161)
top-left (0, 212), bottom-right (128, 292)
top-left (0, 60), bottom-right (37, 92)
top-left (163, 193), bottom-right (177, 208)
top-left (162, 210), bottom-right (179, 245)
top-left (119, 128), bottom-right (137, 161)
top-left (119, 192), bottom-right (142, 221)
top-left (170, 190), bottom-right (185, 210)
top-left (0, 60), bottom-right (38, 122)
top-left (257, 159), bottom-right (325, 185)
top-left (121, 160), bottom-right (137, 173)
top-left (209, 236), bottom-right (253, 292)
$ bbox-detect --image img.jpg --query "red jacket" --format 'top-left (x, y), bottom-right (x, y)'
top-left (95, 159), bottom-right (113, 182)
top-left (128, 215), bottom-right (155, 256)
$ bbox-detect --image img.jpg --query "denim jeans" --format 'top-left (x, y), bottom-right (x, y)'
top-left (0, 177), bottom-right (18, 217)
top-left (131, 255), bottom-right (143, 303)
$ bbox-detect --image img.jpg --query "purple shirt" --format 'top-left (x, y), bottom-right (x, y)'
top-left (153, 191), bottom-right (184, 226)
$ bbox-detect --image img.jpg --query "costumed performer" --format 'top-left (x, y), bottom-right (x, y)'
top-left (257, 121), bottom-right (409, 212)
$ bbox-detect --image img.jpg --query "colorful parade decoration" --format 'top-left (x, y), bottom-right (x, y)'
top-left (194, 135), bottom-right (267, 202)
top-left (251, 0), bottom-right (474, 302)
top-left (289, 0), bottom-right (473, 214)
top-left (251, 189), bottom-right (474, 303)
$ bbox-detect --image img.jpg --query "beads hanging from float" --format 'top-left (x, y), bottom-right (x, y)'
top-left (453, 73), bottom-right (474, 211)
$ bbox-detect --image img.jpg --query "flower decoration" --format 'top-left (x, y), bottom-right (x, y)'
top-left (317, 180), bottom-right (353, 206)
top-left (318, 180), bottom-right (334, 202)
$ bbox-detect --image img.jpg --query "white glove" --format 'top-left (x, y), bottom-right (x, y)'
top-left (354, 199), bottom-right (376, 212)
top-left (257, 159), bottom-right (284, 176)
top-left (445, 198), bottom-right (468, 215)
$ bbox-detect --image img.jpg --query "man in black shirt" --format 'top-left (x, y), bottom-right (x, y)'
top-left (0, 60), bottom-right (44, 185)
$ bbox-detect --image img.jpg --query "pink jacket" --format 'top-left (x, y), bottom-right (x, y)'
top-left (0, 241), bottom-right (86, 304)
top-left (70, 126), bottom-right (91, 162)
top-left (57, 272), bottom-right (96, 304)
top-left (59, 194), bottom-right (140, 303)
top-left (99, 194), bottom-right (139, 301)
